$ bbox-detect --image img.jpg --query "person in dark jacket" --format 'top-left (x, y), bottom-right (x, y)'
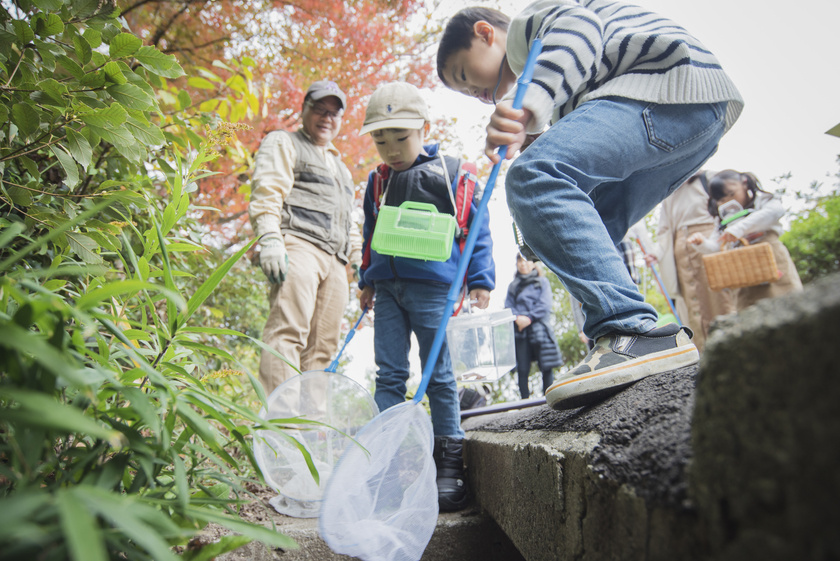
top-left (505, 253), bottom-right (563, 399)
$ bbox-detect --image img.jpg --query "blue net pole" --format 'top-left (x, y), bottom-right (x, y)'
top-left (414, 39), bottom-right (543, 403)
top-left (326, 306), bottom-right (368, 373)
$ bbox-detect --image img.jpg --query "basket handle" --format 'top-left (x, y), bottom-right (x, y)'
top-left (398, 201), bottom-right (439, 214)
top-left (719, 237), bottom-right (751, 251)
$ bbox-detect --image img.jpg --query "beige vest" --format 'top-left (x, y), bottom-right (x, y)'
top-left (281, 130), bottom-right (354, 263)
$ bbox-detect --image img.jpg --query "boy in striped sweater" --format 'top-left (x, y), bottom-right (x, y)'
top-left (437, 1), bottom-right (743, 410)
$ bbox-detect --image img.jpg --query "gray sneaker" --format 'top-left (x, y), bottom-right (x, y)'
top-left (546, 323), bottom-right (699, 410)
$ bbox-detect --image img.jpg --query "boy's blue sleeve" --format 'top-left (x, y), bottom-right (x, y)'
top-left (358, 171), bottom-right (376, 290)
top-left (465, 183), bottom-right (495, 291)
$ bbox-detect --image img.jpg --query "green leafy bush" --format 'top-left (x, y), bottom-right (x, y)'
top-left (1, 2), bottom-right (301, 559)
top-left (782, 192), bottom-right (840, 284)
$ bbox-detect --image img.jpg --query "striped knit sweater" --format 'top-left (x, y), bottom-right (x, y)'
top-left (503, 0), bottom-right (743, 134)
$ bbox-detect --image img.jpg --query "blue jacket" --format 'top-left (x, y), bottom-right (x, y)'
top-left (359, 144), bottom-right (495, 292)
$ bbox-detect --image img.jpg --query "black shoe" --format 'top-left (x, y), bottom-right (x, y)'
top-left (546, 323), bottom-right (699, 410)
top-left (433, 436), bottom-right (468, 512)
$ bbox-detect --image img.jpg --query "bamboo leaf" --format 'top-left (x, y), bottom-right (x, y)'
top-left (175, 400), bottom-right (219, 447)
top-left (0, 388), bottom-right (123, 445)
top-left (166, 242), bottom-right (203, 252)
top-left (173, 454), bottom-right (189, 514)
top-left (179, 341), bottom-right (235, 362)
top-left (246, 335), bottom-right (301, 375)
top-left (177, 239), bottom-right (256, 329)
top-left (0, 222), bottom-right (25, 249)
top-left (57, 490), bottom-right (107, 561)
top-left (80, 488), bottom-right (181, 561)
top-left (179, 326), bottom-right (246, 337)
top-left (76, 279), bottom-right (186, 312)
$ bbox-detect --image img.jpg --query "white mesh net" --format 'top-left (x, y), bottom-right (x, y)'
top-left (319, 402), bottom-right (438, 561)
top-left (254, 371), bottom-right (378, 518)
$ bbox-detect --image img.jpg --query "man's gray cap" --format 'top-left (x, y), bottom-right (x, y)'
top-left (305, 80), bottom-right (347, 109)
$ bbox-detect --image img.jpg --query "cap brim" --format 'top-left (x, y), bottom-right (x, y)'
top-left (309, 91), bottom-right (346, 109)
top-left (359, 118), bottom-right (426, 136)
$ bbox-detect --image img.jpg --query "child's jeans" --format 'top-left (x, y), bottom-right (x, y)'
top-left (372, 278), bottom-right (464, 438)
top-left (507, 97), bottom-right (727, 341)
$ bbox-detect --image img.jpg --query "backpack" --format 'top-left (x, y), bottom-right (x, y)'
top-left (361, 156), bottom-right (478, 269)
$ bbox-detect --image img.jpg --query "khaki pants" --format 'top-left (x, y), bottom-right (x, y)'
top-left (674, 224), bottom-right (736, 353)
top-left (259, 235), bottom-right (349, 396)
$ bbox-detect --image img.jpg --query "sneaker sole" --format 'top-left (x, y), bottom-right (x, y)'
top-left (546, 345), bottom-right (700, 410)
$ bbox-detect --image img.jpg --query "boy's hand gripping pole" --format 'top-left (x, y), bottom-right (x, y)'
top-left (413, 39), bottom-right (543, 403)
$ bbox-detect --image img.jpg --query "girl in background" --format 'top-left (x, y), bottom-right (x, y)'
top-left (688, 170), bottom-right (802, 310)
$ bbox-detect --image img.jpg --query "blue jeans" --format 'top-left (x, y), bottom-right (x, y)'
top-left (372, 279), bottom-right (464, 438)
top-left (507, 97), bottom-right (727, 340)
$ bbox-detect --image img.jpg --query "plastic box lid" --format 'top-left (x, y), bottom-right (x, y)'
top-left (371, 201), bottom-right (456, 262)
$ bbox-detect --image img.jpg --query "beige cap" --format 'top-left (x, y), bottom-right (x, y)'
top-left (305, 80), bottom-right (346, 109)
top-left (359, 82), bottom-right (430, 135)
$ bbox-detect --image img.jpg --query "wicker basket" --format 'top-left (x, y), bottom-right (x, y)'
top-left (703, 239), bottom-right (779, 291)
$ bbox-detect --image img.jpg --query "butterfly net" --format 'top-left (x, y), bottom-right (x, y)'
top-left (254, 370), bottom-right (378, 518)
top-left (319, 401), bottom-right (438, 561)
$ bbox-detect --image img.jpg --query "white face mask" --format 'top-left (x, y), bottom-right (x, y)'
top-left (717, 199), bottom-right (744, 220)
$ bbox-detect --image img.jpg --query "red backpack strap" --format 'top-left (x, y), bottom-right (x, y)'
top-left (372, 163), bottom-right (389, 217)
top-left (454, 160), bottom-right (478, 252)
top-left (362, 164), bottom-right (390, 270)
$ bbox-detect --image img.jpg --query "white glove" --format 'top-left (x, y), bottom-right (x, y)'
top-left (259, 235), bottom-right (289, 284)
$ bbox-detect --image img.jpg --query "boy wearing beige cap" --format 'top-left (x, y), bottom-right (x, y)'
top-left (357, 82), bottom-right (495, 512)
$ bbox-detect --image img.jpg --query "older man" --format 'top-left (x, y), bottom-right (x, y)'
top-left (249, 80), bottom-right (361, 395)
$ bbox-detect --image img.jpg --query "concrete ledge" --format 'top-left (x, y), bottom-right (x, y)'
top-left (463, 368), bottom-right (706, 561)
top-left (462, 273), bottom-right (840, 560)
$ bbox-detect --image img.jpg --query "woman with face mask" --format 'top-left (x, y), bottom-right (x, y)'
top-left (505, 253), bottom-right (564, 399)
top-left (688, 170), bottom-right (803, 311)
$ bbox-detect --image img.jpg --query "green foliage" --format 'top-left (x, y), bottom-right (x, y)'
top-left (0, 2), bottom-right (300, 559)
top-left (775, 156), bottom-right (840, 284)
top-left (782, 192), bottom-right (840, 284)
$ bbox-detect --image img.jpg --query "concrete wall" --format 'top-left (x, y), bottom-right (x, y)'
top-left (691, 272), bottom-right (840, 560)
top-left (463, 273), bottom-right (840, 561)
